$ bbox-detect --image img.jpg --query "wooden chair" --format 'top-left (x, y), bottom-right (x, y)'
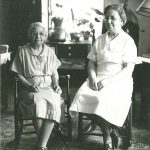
top-left (78, 106), bottom-right (132, 149)
top-left (14, 75), bottom-right (72, 147)
top-left (77, 25), bottom-right (133, 149)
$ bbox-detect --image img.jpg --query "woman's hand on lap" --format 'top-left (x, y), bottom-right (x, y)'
top-left (28, 84), bottom-right (39, 92)
top-left (89, 78), bottom-right (99, 91)
top-left (53, 85), bottom-right (62, 95)
top-left (97, 81), bottom-right (104, 90)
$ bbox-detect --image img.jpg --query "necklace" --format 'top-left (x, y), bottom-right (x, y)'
top-left (35, 56), bottom-right (42, 69)
top-left (32, 46), bottom-right (44, 69)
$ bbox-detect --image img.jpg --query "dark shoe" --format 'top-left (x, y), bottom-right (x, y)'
top-left (110, 129), bottom-right (120, 149)
top-left (37, 147), bottom-right (48, 150)
top-left (55, 128), bottom-right (71, 144)
top-left (54, 124), bottom-right (71, 144)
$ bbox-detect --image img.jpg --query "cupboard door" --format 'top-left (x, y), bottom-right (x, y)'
top-left (57, 44), bottom-right (90, 58)
top-left (56, 43), bottom-right (91, 70)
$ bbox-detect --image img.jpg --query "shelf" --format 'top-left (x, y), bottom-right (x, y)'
top-left (59, 58), bottom-right (86, 70)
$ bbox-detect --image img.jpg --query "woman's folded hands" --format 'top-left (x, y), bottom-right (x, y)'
top-left (27, 84), bottom-right (62, 95)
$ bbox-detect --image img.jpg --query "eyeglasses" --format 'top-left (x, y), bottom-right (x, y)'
top-left (32, 32), bottom-right (45, 37)
top-left (103, 16), bottom-right (121, 22)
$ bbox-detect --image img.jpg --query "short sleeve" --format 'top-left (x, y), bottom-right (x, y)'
top-left (123, 38), bottom-right (137, 64)
top-left (87, 42), bottom-right (97, 61)
top-left (54, 54), bottom-right (61, 70)
top-left (11, 47), bottom-right (23, 75)
top-left (49, 47), bottom-right (61, 72)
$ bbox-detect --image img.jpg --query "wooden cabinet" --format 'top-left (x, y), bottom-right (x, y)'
top-left (49, 41), bottom-right (91, 70)
top-left (49, 41), bottom-right (91, 85)
top-left (132, 62), bottom-right (150, 124)
top-left (54, 41), bottom-right (91, 70)
top-left (57, 44), bottom-right (88, 58)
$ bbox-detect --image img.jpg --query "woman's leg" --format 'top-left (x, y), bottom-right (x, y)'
top-left (33, 118), bottom-right (43, 139)
top-left (92, 115), bottom-right (112, 149)
top-left (33, 118), bottom-right (54, 148)
top-left (100, 119), bottom-right (111, 145)
top-left (38, 119), bottom-right (54, 148)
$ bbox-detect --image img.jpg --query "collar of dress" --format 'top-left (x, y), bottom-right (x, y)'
top-left (27, 43), bottom-right (48, 57)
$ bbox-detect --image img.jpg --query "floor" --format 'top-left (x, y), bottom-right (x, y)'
top-left (0, 79), bottom-right (150, 150)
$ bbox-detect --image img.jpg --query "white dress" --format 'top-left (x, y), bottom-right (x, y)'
top-left (11, 43), bottom-right (64, 123)
top-left (69, 30), bottom-right (137, 127)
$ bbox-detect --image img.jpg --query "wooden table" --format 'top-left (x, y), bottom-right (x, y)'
top-left (132, 55), bottom-right (150, 122)
top-left (0, 52), bottom-right (11, 110)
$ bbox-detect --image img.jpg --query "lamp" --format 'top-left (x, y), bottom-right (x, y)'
top-left (136, 0), bottom-right (150, 17)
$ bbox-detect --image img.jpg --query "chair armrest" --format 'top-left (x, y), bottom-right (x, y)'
top-left (59, 74), bottom-right (71, 108)
top-left (60, 74), bottom-right (71, 79)
top-left (59, 74), bottom-right (72, 139)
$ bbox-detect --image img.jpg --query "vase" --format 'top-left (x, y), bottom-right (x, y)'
top-left (49, 17), bottom-right (66, 42)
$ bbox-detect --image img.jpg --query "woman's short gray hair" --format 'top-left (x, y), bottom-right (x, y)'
top-left (28, 22), bottom-right (48, 40)
top-left (104, 4), bottom-right (127, 25)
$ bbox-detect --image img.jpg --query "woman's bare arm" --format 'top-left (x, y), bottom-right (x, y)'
top-left (51, 70), bottom-right (59, 86)
top-left (88, 60), bottom-right (97, 80)
top-left (51, 70), bottom-right (62, 94)
top-left (17, 74), bottom-right (39, 92)
top-left (17, 74), bottom-right (32, 88)
top-left (88, 60), bottom-right (101, 90)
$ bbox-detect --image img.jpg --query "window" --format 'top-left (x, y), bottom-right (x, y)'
top-left (41, 0), bottom-right (104, 40)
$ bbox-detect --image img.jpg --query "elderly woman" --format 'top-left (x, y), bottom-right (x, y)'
top-left (70, 4), bottom-right (137, 150)
top-left (11, 22), bottom-right (62, 150)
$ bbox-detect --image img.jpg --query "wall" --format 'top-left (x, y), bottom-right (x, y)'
top-left (1, 0), bottom-right (41, 55)
top-left (11, 0), bottom-right (41, 54)
top-left (128, 0), bottom-right (150, 56)
top-left (0, 0), bottom-right (11, 45)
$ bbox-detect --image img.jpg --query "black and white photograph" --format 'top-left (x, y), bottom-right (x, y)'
top-left (0, 0), bottom-right (150, 150)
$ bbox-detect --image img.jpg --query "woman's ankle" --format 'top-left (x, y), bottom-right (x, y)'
top-left (103, 136), bottom-right (112, 144)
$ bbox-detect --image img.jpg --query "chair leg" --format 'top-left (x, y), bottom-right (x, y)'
top-left (78, 113), bottom-right (83, 141)
top-left (15, 112), bottom-right (23, 147)
top-left (67, 112), bottom-right (72, 141)
top-left (15, 119), bottom-right (19, 146)
top-left (125, 107), bottom-right (132, 148)
top-left (128, 107), bottom-right (132, 147)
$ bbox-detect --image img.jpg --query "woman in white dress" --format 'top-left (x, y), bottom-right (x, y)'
top-left (11, 22), bottom-right (62, 150)
top-left (69, 4), bottom-right (137, 150)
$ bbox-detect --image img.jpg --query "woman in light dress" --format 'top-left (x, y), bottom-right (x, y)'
top-left (11, 22), bottom-right (62, 150)
top-left (70, 4), bottom-right (137, 150)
